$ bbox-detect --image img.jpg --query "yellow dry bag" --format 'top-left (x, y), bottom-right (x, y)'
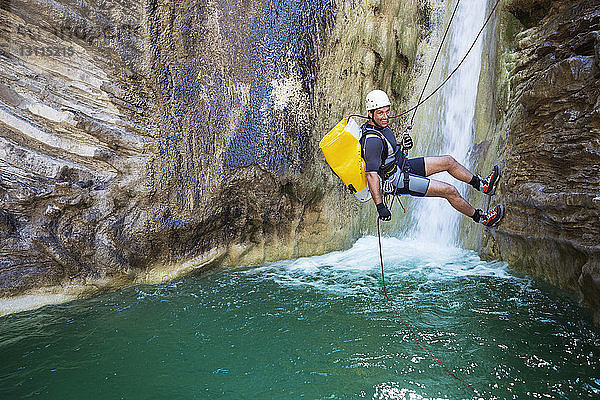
top-left (319, 118), bottom-right (371, 202)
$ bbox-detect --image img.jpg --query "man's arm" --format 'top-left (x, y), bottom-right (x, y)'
top-left (367, 171), bottom-right (391, 221)
top-left (366, 171), bottom-right (383, 205)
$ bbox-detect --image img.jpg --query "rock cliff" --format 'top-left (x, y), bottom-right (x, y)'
top-left (0, 0), bottom-right (431, 313)
top-left (477, 0), bottom-right (600, 323)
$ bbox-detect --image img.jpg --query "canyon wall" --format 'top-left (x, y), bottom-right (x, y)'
top-left (475, 0), bottom-right (600, 323)
top-left (0, 0), bottom-right (432, 313)
top-left (5, 0), bottom-right (598, 324)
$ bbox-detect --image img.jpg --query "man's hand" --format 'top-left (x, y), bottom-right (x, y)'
top-left (402, 134), bottom-right (413, 150)
top-left (376, 203), bottom-right (391, 221)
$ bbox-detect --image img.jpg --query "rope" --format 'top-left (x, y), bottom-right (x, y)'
top-left (348, 0), bottom-right (502, 123)
top-left (377, 0), bottom-right (463, 260)
top-left (376, 220), bottom-right (480, 395)
top-left (392, 0), bottom-right (502, 120)
top-left (409, 0), bottom-right (461, 127)
top-left (371, 0), bottom-right (504, 395)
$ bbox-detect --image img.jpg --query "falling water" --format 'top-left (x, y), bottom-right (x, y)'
top-left (411, 0), bottom-right (488, 244)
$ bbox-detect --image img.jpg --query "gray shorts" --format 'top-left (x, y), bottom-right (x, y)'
top-left (383, 158), bottom-right (430, 197)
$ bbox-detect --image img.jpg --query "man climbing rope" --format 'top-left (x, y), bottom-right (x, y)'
top-left (361, 89), bottom-right (504, 226)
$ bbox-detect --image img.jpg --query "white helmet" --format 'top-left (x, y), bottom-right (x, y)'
top-left (365, 90), bottom-right (391, 111)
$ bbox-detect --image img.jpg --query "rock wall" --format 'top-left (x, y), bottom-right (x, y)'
top-left (0, 0), bottom-right (154, 306)
top-left (4, 0), bottom-right (598, 326)
top-left (478, 0), bottom-right (600, 323)
top-left (0, 0), bottom-right (432, 314)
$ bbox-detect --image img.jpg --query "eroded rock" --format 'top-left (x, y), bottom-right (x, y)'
top-left (481, 0), bottom-right (600, 322)
top-left (0, 0), bottom-right (427, 314)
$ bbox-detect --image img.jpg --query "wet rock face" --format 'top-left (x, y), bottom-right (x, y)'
top-left (0, 0), bottom-right (151, 296)
top-left (489, 0), bottom-right (600, 322)
top-left (0, 0), bottom-right (439, 311)
top-left (0, 0), bottom-right (349, 303)
top-left (505, 0), bottom-right (553, 28)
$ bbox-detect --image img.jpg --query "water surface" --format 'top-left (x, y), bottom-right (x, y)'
top-left (1, 237), bottom-right (599, 399)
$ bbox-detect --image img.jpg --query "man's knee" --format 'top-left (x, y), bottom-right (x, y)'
top-left (427, 180), bottom-right (458, 199)
top-left (441, 183), bottom-right (460, 199)
top-left (442, 155), bottom-right (457, 167)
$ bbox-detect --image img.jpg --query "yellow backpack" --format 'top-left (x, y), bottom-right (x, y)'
top-left (319, 118), bottom-right (371, 202)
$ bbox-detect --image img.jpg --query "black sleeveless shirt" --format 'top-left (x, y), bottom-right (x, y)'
top-left (360, 123), bottom-right (404, 173)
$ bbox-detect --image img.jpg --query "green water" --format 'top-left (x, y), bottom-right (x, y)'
top-left (1, 237), bottom-right (599, 399)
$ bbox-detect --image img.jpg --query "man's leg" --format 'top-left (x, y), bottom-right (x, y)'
top-left (423, 155), bottom-right (473, 182)
top-left (422, 155), bottom-right (501, 195)
top-left (416, 159), bottom-right (504, 226)
top-left (425, 178), bottom-right (475, 217)
top-left (392, 169), bottom-right (504, 227)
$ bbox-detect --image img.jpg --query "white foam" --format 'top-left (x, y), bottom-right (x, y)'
top-left (241, 236), bottom-right (521, 295)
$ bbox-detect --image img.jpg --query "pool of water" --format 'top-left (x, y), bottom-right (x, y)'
top-left (1, 237), bottom-right (599, 399)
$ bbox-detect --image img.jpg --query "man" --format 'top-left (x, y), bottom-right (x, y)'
top-left (361, 89), bottom-right (504, 226)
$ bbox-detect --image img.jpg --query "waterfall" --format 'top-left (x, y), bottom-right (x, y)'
top-left (409, 0), bottom-right (488, 245)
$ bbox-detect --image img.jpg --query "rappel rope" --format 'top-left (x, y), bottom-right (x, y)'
top-left (407, 0), bottom-right (461, 128)
top-left (348, 0), bottom-right (502, 124)
top-left (376, 219), bottom-right (479, 395)
top-left (386, 0), bottom-right (463, 214)
top-left (377, 0), bottom-right (461, 215)
top-left (366, 0), bottom-right (502, 395)
top-left (376, 0), bottom-right (479, 394)
top-left (392, 0), bottom-right (502, 121)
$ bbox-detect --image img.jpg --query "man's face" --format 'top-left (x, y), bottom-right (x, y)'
top-left (371, 105), bottom-right (390, 128)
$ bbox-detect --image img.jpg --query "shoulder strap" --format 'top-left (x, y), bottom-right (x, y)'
top-left (360, 126), bottom-right (388, 164)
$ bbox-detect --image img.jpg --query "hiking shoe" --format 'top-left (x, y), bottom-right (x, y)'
top-left (481, 165), bottom-right (500, 196)
top-left (481, 205), bottom-right (504, 227)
